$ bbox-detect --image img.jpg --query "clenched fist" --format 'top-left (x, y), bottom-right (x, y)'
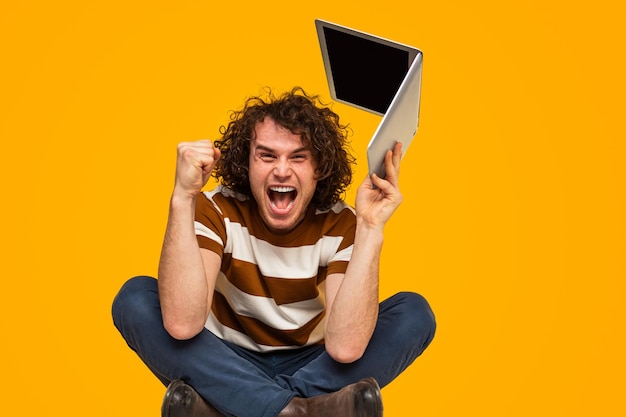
top-left (173, 140), bottom-right (221, 198)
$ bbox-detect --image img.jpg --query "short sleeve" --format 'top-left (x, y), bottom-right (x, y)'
top-left (195, 191), bottom-right (227, 257)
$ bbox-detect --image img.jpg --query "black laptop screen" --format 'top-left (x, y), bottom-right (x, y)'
top-left (323, 26), bottom-right (410, 114)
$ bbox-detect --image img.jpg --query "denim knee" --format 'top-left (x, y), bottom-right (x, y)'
top-left (112, 276), bottom-right (159, 332)
top-left (385, 292), bottom-right (436, 350)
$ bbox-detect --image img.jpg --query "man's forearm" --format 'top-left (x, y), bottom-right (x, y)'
top-left (158, 192), bottom-right (211, 339)
top-left (324, 224), bottom-right (384, 363)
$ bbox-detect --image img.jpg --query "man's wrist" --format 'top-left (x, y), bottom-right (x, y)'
top-left (354, 221), bottom-right (385, 245)
top-left (170, 188), bottom-right (198, 209)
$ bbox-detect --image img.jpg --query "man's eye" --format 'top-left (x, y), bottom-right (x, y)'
top-left (260, 154), bottom-right (276, 161)
top-left (292, 154), bottom-right (307, 161)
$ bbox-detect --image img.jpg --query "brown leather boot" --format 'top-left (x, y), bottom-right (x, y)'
top-left (161, 380), bottom-right (226, 417)
top-left (278, 377), bottom-right (383, 417)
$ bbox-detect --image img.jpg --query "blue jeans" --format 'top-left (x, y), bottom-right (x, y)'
top-left (112, 276), bottom-right (435, 417)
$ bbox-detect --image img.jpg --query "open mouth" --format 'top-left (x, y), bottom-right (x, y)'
top-left (268, 186), bottom-right (297, 213)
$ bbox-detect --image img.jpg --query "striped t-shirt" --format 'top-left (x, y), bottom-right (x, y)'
top-left (194, 185), bottom-right (356, 352)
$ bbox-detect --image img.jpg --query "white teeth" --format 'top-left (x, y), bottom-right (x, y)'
top-left (270, 186), bottom-right (295, 193)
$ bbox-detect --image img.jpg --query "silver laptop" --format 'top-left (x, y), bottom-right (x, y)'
top-left (315, 19), bottom-right (423, 179)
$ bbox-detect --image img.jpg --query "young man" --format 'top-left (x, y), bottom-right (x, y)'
top-left (112, 88), bottom-right (435, 417)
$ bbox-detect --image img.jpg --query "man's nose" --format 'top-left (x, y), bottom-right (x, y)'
top-left (273, 158), bottom-right (292, 177)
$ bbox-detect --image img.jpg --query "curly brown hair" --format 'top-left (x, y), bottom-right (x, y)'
top-left (213, 87), bottom-right (355, 210)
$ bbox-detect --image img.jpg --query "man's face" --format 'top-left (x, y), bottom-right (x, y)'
top-left (248, 117), bottom-right (318, 234)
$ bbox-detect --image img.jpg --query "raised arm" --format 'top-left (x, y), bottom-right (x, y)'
top-left (324, 142), bottom-right (403, 363)
top-left (158, 140), bottom-right (222, 340)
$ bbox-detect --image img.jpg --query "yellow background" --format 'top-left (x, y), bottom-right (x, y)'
top-left (1, 1), bottom-right (624, 416)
